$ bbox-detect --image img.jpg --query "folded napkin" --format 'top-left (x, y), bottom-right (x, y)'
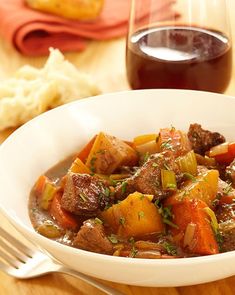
top-left (0, 0), bottom-right (178, 56)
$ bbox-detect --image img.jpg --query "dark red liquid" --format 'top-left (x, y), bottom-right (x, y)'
top-left (126, 26), bottom-right (232, 92)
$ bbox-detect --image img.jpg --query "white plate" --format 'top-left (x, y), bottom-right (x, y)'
top-left (0, 89), bottom-right (235, 287)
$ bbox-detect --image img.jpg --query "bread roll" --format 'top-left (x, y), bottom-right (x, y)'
top-left (25, 0), bottom-right (105, 20)
top-left (0, 48), bottom-right (101, 131)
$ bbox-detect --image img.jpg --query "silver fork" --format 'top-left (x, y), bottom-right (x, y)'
top-left (0, 226), bottom-right (124, 295)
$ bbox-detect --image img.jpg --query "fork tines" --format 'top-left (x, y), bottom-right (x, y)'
top-left (0, 226), bottom-right (33, 268)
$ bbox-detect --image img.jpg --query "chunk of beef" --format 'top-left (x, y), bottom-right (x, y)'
top-left (217, 203), bottom-right (235, 223)
top-left (226, 159), bottom-right (235, 186)
top-left (216, 203), bottom-right (235, 252)
top-left (188, 123), bottom-right (225, 155)
top-left (73, 219), bottom-right (113, 254)
top-left (212, 178), bottom-right (235, 208)
top-left (115, 151), bottom-right (181, 200)
top-left (61, 173), bottom-right (112, 217)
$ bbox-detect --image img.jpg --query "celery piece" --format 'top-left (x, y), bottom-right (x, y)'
top-left (40, 182), bottom-right (57, 210)
top-left (161, 169), bottom-right (177, 190)
top-left (176, 150), bottom-right (197, 176)
top-left (37, 221), bottom-right (61, 238)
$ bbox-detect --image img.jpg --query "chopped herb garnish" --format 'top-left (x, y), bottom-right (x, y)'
top-left (143, 152), bottom-right (150, 163)
top-left (161, 206), bottom-right (172, 219)
top-left (79, 193), bottom-right (87, 202)
top-left (162, 218), bottom-right (179, 229)
top-left (215, 232), bottom-right (224, 251)
top-left (138, 211), bottom-right (145, 219)
top-left (128, 238), bottom-right (137, 257)
top-left (110, 179), bottom-right (118, 186)
top-left (158, 206), bottom-right (179, 229)
top-left (96, 149), bottom-right (105, 154)
top-left (166, 183), bottom-right (177, 189)
top-left (128, 237), bottom-right (135, 245)
top-left (90, 156), bottom-right (97, 173)
top-left (183, 172), bottom-right (197, 182)
top-left (104, 187), bottom-right (110, 197)
top-left (108, 234), bottom-right (119, 244)
top-left (94, 217), bottom-right (103, 225)
top-left (130, 247), bottom-right (138, 258)
top-left (163, 242), bottom-right (177, 256)
top-left (104, 203), bottom-right (112, 210)
top-left (154, 199), bottom-right (160, 208)
top-left (152, 162), bottom-right (158, 168)
top-left (170, 125), bottom-right (176, 132)
top-left (90, 156), bottom-right (97, 165)
top-left (119, 216), bottom-right (126, 226)
top-left (160, 139), bottom-right (174, 151)
top-left (223, 182), bottom-right (233, 195)
top-left (98, 193), bottom-right (103, 201)
top-left (139, 194), bottom-right (145, 200)
top-left (121, 181), bottom-right (128, 194)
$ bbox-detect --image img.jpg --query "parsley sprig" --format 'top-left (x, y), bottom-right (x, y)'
top-left (158, 205), bottom-right (179, 229)
top-left (163, 241), bottom-right (177, 256)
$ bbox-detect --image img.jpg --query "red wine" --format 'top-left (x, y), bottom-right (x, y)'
top-left (126, 26), bottom-right (232, 92)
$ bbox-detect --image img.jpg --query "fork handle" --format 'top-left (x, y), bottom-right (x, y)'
top-left (57, 266), bottom-right (125, 295)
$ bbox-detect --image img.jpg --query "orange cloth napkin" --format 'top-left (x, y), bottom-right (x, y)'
top-left (0, 0), bottom-right (178, 56)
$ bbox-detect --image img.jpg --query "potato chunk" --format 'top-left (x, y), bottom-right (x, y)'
top-left (101, 192), bottom-right (164, 238)
top-left (86, 132), bottom-right (138, 174)
top-left (178, 169), bottom-right (219, 207)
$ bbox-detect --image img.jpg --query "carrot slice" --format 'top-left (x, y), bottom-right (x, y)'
top-left (50, 191), bottom-right (78, 230)
top-left (69, 157), bottom-right (91, 174)
top-left (164, 196), bottom-right (219, 255)
top-left (77, 135), bottom-right (97, 163)
top-left (34, 175), bottom-right (47, 197)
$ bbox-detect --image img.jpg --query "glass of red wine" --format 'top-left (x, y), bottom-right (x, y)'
top-left (126, 0), bottom-right (232, 93)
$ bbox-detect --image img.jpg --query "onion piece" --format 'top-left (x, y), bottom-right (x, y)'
top-left (134, 240), bottom-right (164, 251)
top-left (203, 207), bottom-right (219, 233)
top-left (120, 249), bottom-right (161, 259)
top-left (134, 250), bottom-right (161, 259)
top-left (195, 153), bottom-right (216, 167)
top-left (37, 221), bottom-right (61, 238)
top-left (209, 142), bottom-right (228, 157)
top-left (133, 134), bottom-right (158, 146)
top-left (113, 244), bottom-right (124, 256)
top-left (183, 223), bottom-right (196, 248)
top-left (135, 140), bottom-right (160, 156)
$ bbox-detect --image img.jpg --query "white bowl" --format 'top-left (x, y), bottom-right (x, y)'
top-left (0, 89), bottom-right (235, 287)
